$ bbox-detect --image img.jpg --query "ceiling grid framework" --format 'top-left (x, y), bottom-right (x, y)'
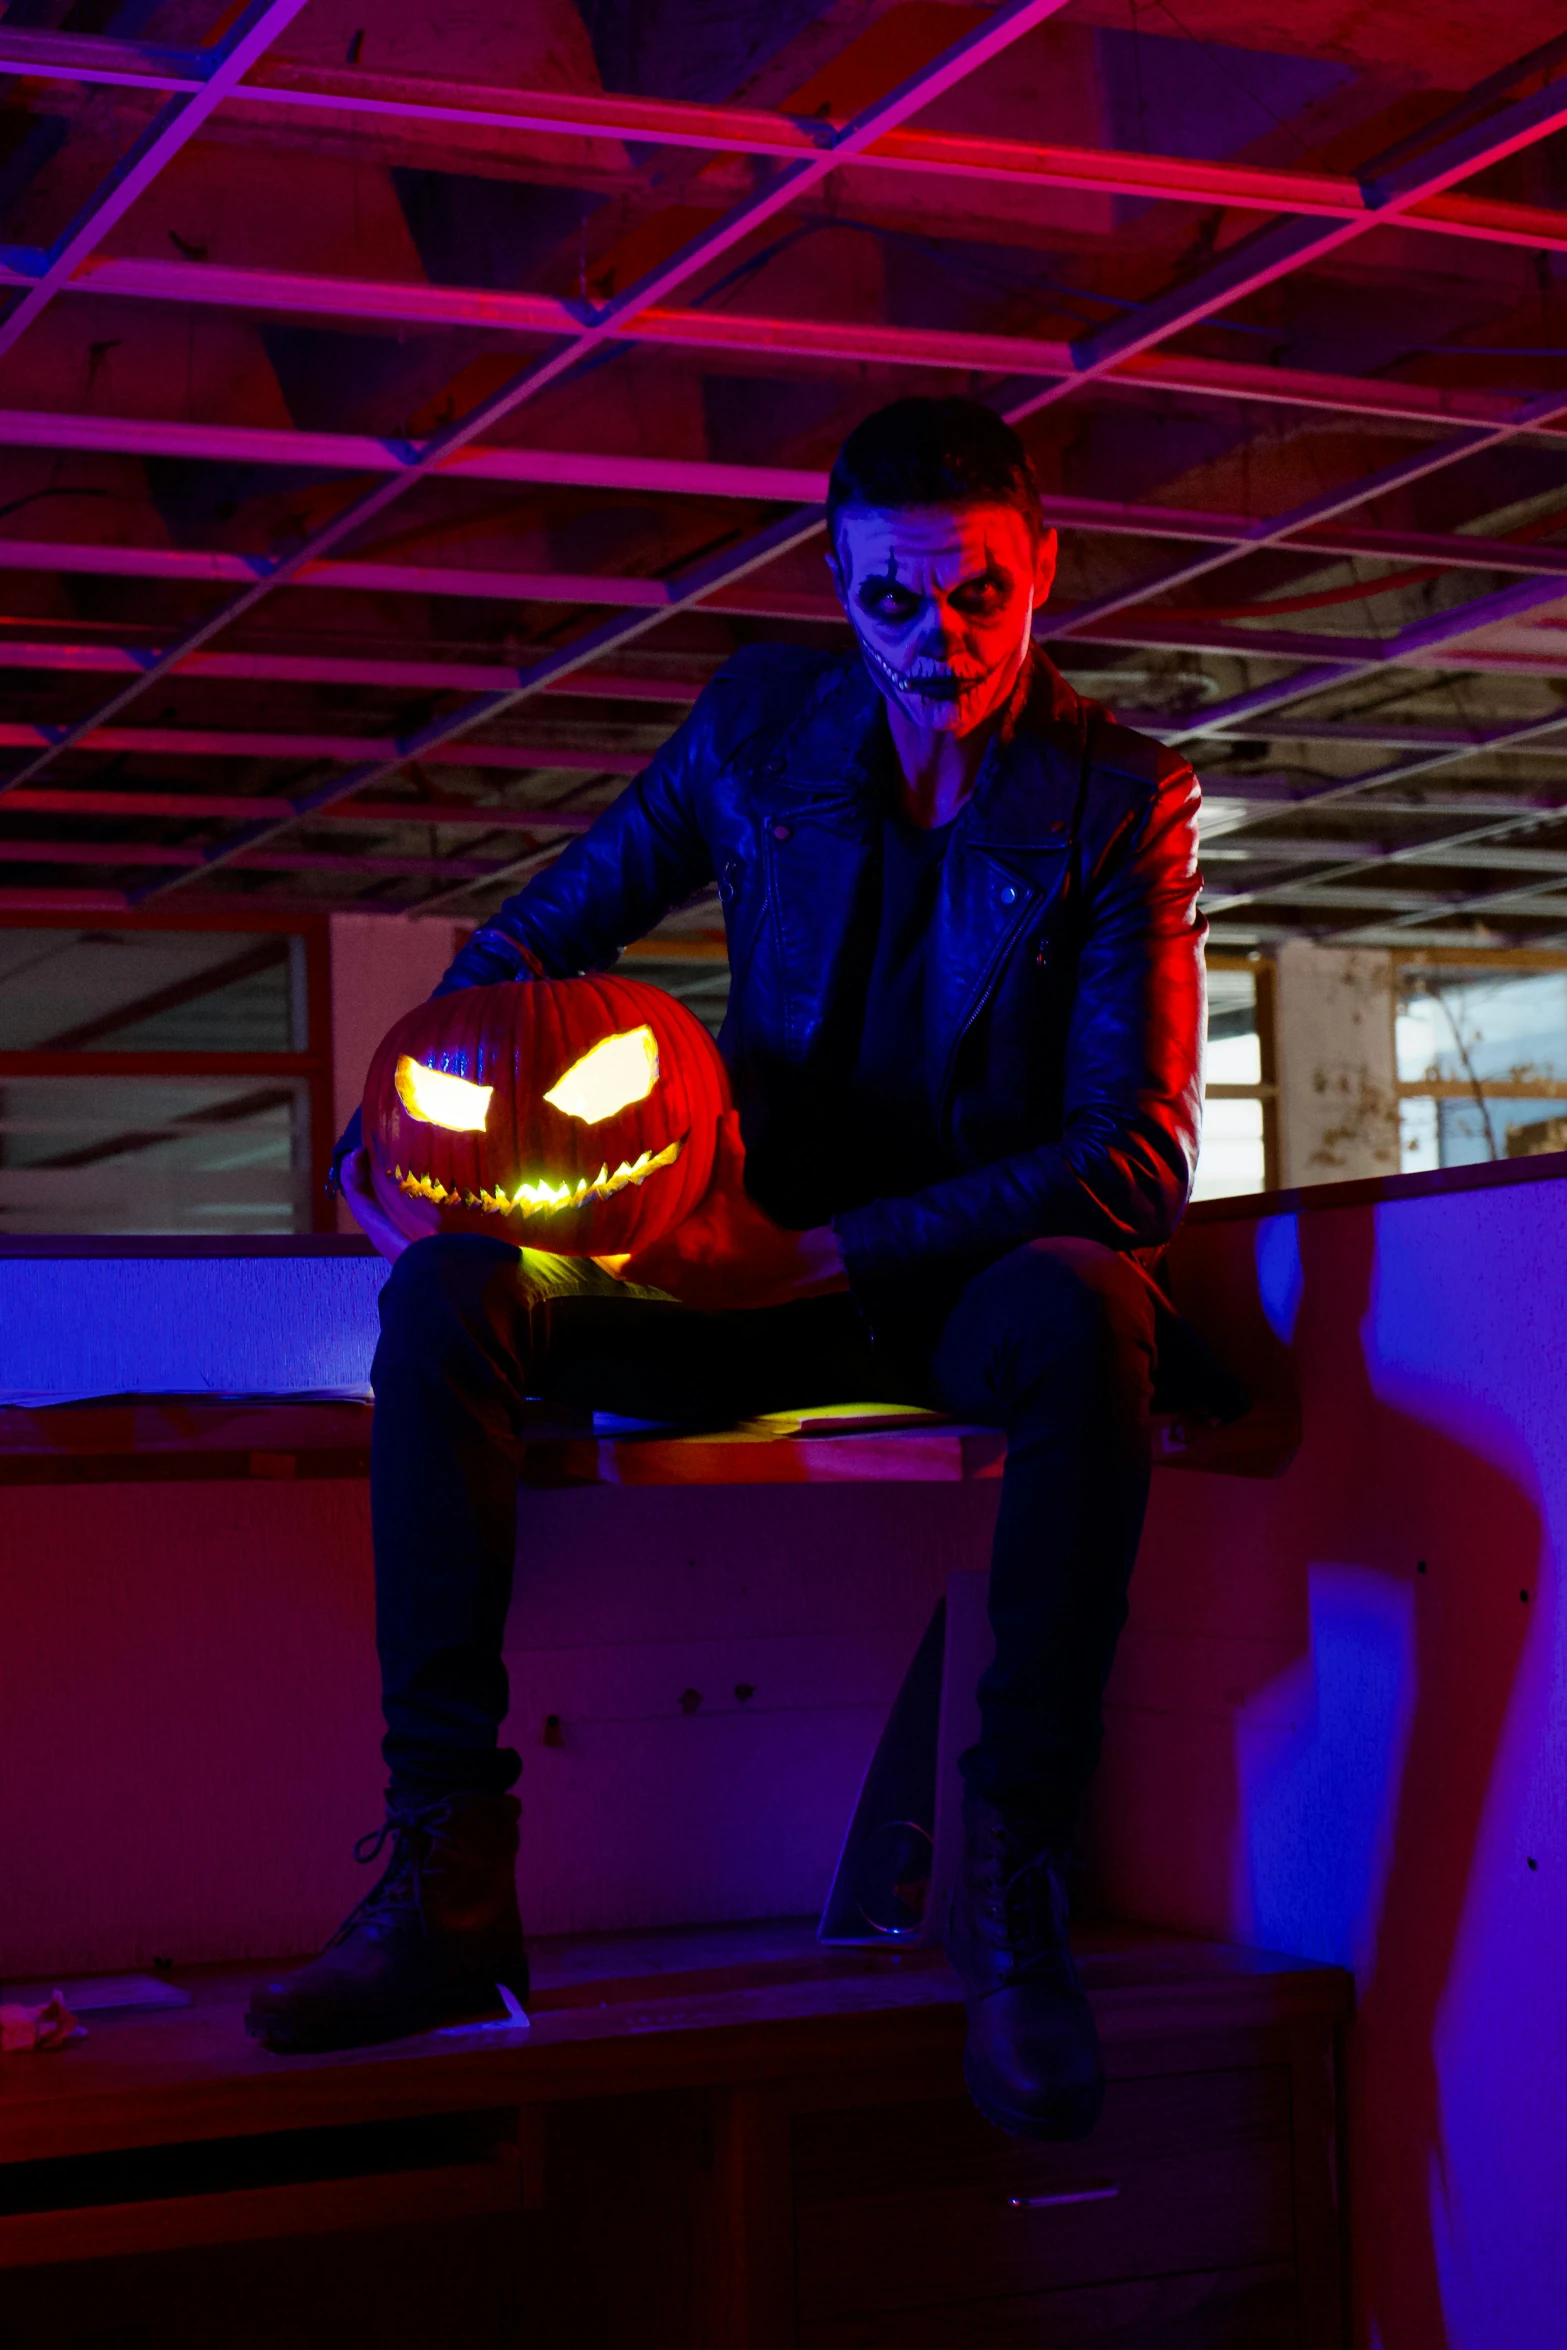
top-left (0, 2), bottom-right (1566, 953)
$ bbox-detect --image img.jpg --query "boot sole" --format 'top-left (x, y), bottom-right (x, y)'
top-left (962, 2048), bottom-right (1105, 2142)
top-left (245, 2004), bottom-right (435, 2055)
top-left (245, 1975), bottom-right (529, 2057)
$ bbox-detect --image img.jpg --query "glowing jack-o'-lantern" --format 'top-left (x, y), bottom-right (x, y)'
top-left (363, 975), bottom-right (731, 1254)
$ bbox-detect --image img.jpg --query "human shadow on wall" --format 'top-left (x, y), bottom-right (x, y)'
top-left (1214, 1203), bottom-right (1540, 2350)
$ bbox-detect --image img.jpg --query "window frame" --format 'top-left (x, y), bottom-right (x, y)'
top-left (1203, 949), bottom-right (1280, 1196)
top-left (0, 907), bottom-right (336, 1235)
top-left (1393, 945), bottom-right (1567, 1169)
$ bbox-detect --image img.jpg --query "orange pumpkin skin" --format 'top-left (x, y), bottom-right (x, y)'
top-left (364, 976), bottom-right (730, 1255)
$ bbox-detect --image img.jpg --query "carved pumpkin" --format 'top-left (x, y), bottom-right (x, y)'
top-left (364, 975), bottom-right (731, 1254)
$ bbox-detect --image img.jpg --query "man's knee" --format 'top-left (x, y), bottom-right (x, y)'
top-left (940, 1237), bottom-right (1154, 1402)
top-left (378, 1233), bottom-right (521, 1355)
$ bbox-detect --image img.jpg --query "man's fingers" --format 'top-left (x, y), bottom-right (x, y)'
top-left (341, 1146), bottom-right (439, 1263)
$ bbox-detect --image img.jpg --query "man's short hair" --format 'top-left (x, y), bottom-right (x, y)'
top-left (826, 397), bottom-right (1043, 550)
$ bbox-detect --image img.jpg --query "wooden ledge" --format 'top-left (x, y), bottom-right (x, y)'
top-left (0, 1917), bottom-right (1351, 2171)
top-left (0, 1391), bottom-right (1296, 1485)
top-left (0, 1394), bottom-right (1297, 1486)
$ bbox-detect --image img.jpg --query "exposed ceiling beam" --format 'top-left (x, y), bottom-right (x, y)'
top-left (29, 803), bottom-right (1567, 878)
top-left (0, 790), bottom-right (604, 830)
top-left (1170, 717), bottom-right (1567, 756)
top-left (6, 639), bottom-right (1566, 764)
top-left (0, 0), bottom-right (1072, 828)
top-left (1206, 836), bottom-right (1567, 875)
top-left (3, 535), bottom-right (1566, 687)
top-left (0, 28), bottom-right (205, 85)
top-left (1201, 720), bottom-right (1567, 932)
top-left (1, 40), bottom-right (1562, 263)
top-left (9, 406), bottom-right (1567, 579)
top-left (1203, 786), bottom-right (1556, 818)
top-left (0, 405), bottom-right (827, 504)
top-left (0, 639), bottom-right (702, 703)
top-left (1, 257), bottom-right (1558, 444)
top-left (0, 837), bottom-right (550, 883)
top-left (0, 719), bottom-right (653, 775)
top-left (1009, 71), bottom-right (1567, 432)
top-left (0, 722), bottom-right (650, 772)
top-left (0, 0), bottom-right (312, 367)
top-left (1212, 879), bottom-right (1567, 918)
top-left (1011, 77), bottom-right (1567, 708)
top-left (6, 25), bottom-right (1559, 925)
top-left (1204, 706), bottom-right (1567, 846)
top-left (3, 520), bottom-right (1567, 673)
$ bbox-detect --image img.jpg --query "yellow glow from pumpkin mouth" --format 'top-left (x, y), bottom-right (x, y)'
top-left (543, 1025), bottom-right (660, 1124)
top-left (394, 1055), bottom-right (493, 1132)
top-left (395, 1133), bottom-right (684, 1219)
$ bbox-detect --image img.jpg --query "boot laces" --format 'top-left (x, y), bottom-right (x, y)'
top-left (974, 1815), bottom-right (1075, 1988)
top-left (325, 1802), bottom-right (462, 1948)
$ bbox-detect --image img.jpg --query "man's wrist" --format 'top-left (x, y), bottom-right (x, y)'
top-left (800, 1225), bottom-right (847, 1283)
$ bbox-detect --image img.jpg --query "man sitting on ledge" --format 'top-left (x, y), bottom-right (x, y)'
top-left (248, 396), bottom-right (1206, 2143)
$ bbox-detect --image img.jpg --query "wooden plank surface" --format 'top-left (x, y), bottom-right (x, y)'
top-left (0, 2155), bottom-right (521, 2269)
top-left (0, 1398), bottom-right (1292, 1484)
top-left (798, 2261), bottom-right (1303, 2348)
top-left (0, 1921), bottom-right (1349, 2170)
top-left (793, 2070), bottom-right (1294, 2318)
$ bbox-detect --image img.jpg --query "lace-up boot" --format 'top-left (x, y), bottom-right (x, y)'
top-left (245, 1791), bottom-right (527, 2053)
top-left (945, 1792), bottom-right (1103, 2139)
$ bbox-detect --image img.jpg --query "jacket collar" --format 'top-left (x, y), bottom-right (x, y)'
top-left (765, 649), bottom-right (1089, 844)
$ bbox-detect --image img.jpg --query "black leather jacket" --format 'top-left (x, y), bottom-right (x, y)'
top-left (427, 645), bottom-right (1206, 1293)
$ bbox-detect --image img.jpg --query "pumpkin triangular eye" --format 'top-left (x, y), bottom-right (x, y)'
top-left (544, 1025), bottom-right (660, 1124)
top-left (395, 1055), bottom-right (493, 1132)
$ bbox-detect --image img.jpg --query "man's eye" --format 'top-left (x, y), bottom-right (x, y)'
top-left (861, 585), bottom-right (918, 619)
top-left (953, 578), bottom-right (1008, 612)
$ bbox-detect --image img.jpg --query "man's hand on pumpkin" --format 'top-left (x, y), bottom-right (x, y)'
top-left (613, 1110), bottom-right (848, 1310)
top-left (340, 1146), bottom-right (442, 1264)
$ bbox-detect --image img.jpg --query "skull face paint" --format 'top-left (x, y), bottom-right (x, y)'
top-left (827, 504), bottom-right (1056, 738)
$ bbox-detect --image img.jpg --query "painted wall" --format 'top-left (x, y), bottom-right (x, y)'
top-left (0, 1473), bottom-right (992, 1962)
top-left (1274, 939), bottom-right (1401, 1188)
top-left (0, 1249), bottom-right (386, 1399)
top-left (1094, 1172), bottom-right (1567, 2350)
top-left (328, 912), bottom-right (468, 1233)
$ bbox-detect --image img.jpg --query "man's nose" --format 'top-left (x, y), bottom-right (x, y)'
top-left (918, 606), bottom-right (964, 656)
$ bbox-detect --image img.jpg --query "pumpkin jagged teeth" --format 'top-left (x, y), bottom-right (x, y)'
top-left (408, 1134), bottom-right (688, 1220)
top-left (395, 1169), bottom-right (452, 1205)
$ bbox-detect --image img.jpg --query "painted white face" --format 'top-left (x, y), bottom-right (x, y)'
top-left (828, 504), bottom-right (1057, 737)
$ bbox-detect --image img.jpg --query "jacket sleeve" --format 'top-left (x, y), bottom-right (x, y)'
top-left (832, 757), bottom-right (1206, 1280)
top-left (430, 694), bottom-right (723, 994)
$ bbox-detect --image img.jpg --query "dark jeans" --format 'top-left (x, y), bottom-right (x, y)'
top-left (369, 1234), bottom-right (1156, 1827)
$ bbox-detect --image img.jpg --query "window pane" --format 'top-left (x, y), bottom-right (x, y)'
top-left (0, 929), bottom-right (304, 1052)
top-left (1399, 1094), bottom-right (1567, 1173)
top-left (1193, 1095), bottom-right (1265, 1200)
top-left (1206, 964), bottom-right (1261, 1084)
top-left (0, 1077), bottom-right (312, 1235)
top-left (1396, 970), bottom-right (1567, 1088)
